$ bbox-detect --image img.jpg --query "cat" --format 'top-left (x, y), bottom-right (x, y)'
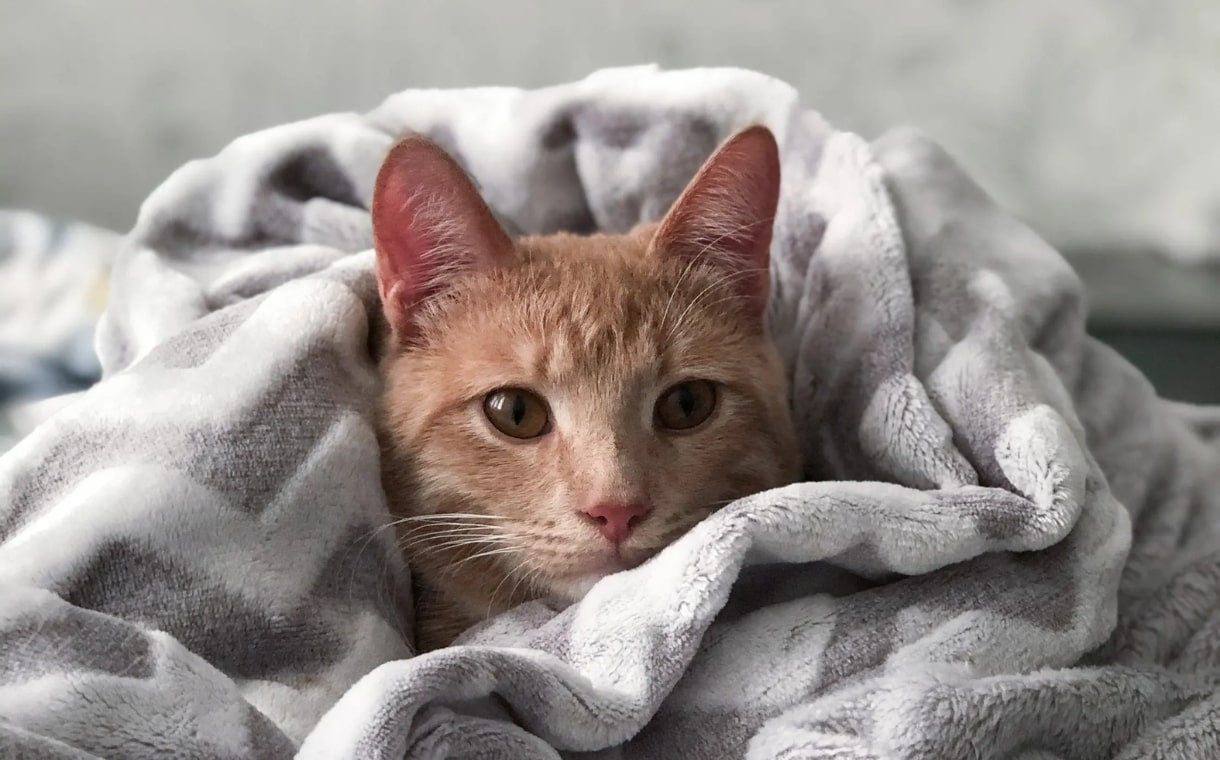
top-left (372, 125), bottom-right (801, 652)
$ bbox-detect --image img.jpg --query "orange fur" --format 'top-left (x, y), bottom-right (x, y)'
top-left (374, 127), bottom-right (801, 651)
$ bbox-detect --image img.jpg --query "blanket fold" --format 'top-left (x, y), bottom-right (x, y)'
top-left (2, 65), bottom-right (1217, 759)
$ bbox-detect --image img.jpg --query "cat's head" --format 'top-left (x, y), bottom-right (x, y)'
top-left (373, 126), bottom-right (800, 611)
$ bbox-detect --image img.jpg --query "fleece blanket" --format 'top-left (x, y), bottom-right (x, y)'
top-left (0, 210), bottom-right (117, 451)
top-left (3, 65), bottom-right (1220, 759)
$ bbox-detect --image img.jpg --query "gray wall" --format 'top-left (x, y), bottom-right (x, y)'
top-left (3, 1), bottom-right (1219, 260)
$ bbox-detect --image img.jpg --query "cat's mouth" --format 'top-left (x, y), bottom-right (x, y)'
top-left (601, 548), bottom-right (649, 574)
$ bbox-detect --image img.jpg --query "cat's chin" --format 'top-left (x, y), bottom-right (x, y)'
top-left (547, 550), bottom-right (651, 601)
top-left (550, 574), bottom-right (604, 602)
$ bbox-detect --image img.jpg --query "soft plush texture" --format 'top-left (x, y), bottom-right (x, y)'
top-left (2, 65), bottom-right (1218, 759)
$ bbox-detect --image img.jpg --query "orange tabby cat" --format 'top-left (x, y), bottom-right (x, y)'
top-left (373, 126), bottom-right (801, 651)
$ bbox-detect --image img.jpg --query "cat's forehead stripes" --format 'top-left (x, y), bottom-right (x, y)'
top-left (416, 235), bottom-right (757, 400)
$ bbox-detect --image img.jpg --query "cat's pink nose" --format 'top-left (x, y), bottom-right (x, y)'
top-left (581, 501), bottom-right (650, 544)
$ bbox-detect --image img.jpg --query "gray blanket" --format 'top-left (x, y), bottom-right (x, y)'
top-left (3, 65), bottom-right (1219, 759)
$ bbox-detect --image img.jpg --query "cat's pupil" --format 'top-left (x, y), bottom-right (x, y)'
top-left (654, 379), bottom-right (716, 431)
top-left (678, 386), bottom-right (696, 417)
top-left (483, 388), bottom-right (549, 439)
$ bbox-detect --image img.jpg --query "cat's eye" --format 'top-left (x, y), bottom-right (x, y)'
top-left (483, 388), bottom-right (550, 439)
top-left (654, 380), bottom-right (717, 431)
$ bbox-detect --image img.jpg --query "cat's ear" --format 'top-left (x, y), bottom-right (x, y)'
top-left (372, 135), bottom-right (513, 339)
top-left (649, 125), bottom-right (780, 320)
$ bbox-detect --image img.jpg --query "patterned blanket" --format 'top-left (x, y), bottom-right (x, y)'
top-left (3, 65), bottom-right (1219, 759)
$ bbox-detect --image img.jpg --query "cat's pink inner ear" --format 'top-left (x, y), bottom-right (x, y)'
top-left (649, 125), bottom-right (781, 319)
top-left (372, 135), bottom-right (512, 338)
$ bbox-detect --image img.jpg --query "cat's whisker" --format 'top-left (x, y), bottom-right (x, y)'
top-left (526, 566), bottom-right (546, 600)
top-left (352, 522), bottom-right (399, 552)
top-left (355, 516), bottom-right (499, 565)
top-left (451, 546), bottom-right (520, 564)
top-left (506, 567), bottom-right (537, 612)
top-left (424, 533), bottom-right (508, 543)
top-left (395, 518), bottom-right (512, 534)
top-left (394, 516), bottom-right (511, 530)
top-left (372, 514), bottom-right (509, 551)
top-left (485, 568), bottom-right (517, 619)
top-left (397, 512), bottom-right (511, 521)
top-left (444, 547), bottom-right (521, 577)
top-left (403, 535), bottom-right (506, 549)
top-left (364, 509), bottom-right (503, 543)
top-left (399, 532), bottom-right (509, 549)
top-left (512, 561), bottom-right (538, 601)
top-left (487, 559), bottom-right (536, 619)
top-left (430, 548), bottom-right (513, 583)
top-left (397, 524), bottom-right (508, 537)
top-left (404, 539), bottom-right (512, 556)
top-left (397, 519), bottom-right (508, 529)
top-left (413, 536), bottom-right (513, 554)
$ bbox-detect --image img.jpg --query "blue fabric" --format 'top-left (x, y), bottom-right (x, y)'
top-left (0, 210), bottom-right (118, 441)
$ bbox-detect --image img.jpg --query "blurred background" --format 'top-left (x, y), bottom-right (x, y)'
top-left (2, 0), bottom-right (1218, 445)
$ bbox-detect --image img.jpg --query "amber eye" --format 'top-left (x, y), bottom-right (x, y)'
top-left (654, 380), bottom-right (717, 431)
top-left (482, 388), bottom-right (550, 439)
